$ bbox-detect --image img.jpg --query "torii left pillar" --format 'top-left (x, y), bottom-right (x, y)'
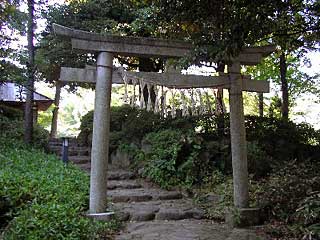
top-left (229, 61), bottom-right (249, 208)
top-left (89, 52), bottom-right (113, 213)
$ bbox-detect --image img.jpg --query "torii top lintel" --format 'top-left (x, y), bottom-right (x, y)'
top-left (53, 24), bottom-right (275, 64)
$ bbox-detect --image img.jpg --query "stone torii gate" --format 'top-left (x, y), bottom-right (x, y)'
top-left (53, 24), bottom-right (275, 217)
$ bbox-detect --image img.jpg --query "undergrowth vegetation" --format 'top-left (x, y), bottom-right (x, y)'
top-left (78, 105), bottom-right (320, 239)
top-left (0, 107), bottom-right (119, 239)
top-left (0, 140), bottom-right (119, 239)
top-left (0, 105), bottom-right (49, 149)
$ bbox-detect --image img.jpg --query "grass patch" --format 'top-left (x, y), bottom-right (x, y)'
top-left (0, 139), bottom-right (119, 239)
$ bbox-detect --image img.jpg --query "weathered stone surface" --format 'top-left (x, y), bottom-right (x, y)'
top-left (53, 23), bottom-right (192, 58)
top-left (76, 162), bottom-right (91, 173)
top-left (141, 139), bottom-right (152, 154)
top-left (108, 188), bottom-right (182, 203)
top-left (69, 155), bottom-right (90, 164)
top-left (185, 208), bottom-right (205, 219)
top-left (89, 51), bottom-right (113, 213)
top-left (155, 209), bottom-right (188, 220)
top-left (229, 62), bottom-right (249, 208)
top-left (116, 220), bottom-right (266, 240)
top-left (53, 24), bottom-right (274, 64)
top-left (107, 170), bottom-right (136, 180)
top-left (116, 211), bottom-right (130, 221)
top-left (115, 220), bottom-right (232, 240)
top-left (130, 212), bottom-right (155, 221)
top-left (59, 66), bottom-right (270, 93)
top-left (112, 199), bottom-right (204, 222)
top-left (158, 192), bottom-right (183, 200)
top-left (110, 149), bottom-right (132, 168)
top-left (107, 180), bottom-right (142, 190)
top-left (226, 228), bottom-right (267, 240)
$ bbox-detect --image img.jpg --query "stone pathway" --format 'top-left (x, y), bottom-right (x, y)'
top-left (48, 140), bottom-right (266, 240)
top-left (106, 169), bottom-right (266, 240)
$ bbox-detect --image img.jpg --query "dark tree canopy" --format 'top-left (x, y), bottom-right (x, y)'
top-left (144, 0), bottom-right (319, 62)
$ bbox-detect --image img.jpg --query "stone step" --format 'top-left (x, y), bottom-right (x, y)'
top-left (70, 165), bottom-right (138, 179)
top-left (74, 162), bottom-right (91, 173)
top-left (108, 180), bottom-right (142, 190)
top-left (115, 220), bottom-right (233, 240)
top-left (48, 138), bottom-right (78, 146)
top-left (112, 199), bottom-right (204, 222)
top-left (107, 170), bottom-right (136, 181)
top-left (108, 188), bottom-right (183, 203)
top-left (49, 147), bottom-right (90, 157)
top-left (69, 156), bottom-right (90, 164)
top-left (49, 145), bottom-right (89, 150)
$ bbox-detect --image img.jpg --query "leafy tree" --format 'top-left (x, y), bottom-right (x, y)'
top-left (246, 52), bottom-right (320, 118)
top-left (269, 0), bottom-right (320, 119)
top-left (37, 0), bottom-right (164, 136)
top-left (145, 0), bottom-right (320, 119)
top-left (23, 0), bottom-right (36, 144)
top-left (0, 1), bottom-right (27, 84)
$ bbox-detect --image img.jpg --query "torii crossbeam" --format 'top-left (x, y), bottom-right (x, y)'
top-left (53, 23), bottom-right (275, 216)
top-left (59, 66), bottom-right (270, 92)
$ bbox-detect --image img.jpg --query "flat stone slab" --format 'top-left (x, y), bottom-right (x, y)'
top-left (108, 180), bottom-right (142, 190)
top-left (69, 155), bottom-right (90, 164)
top-left (75, 162), bottom-right (91, 173)
top-left (112, 199), bottom-right (204, 221)
top-left (108, 188), bottom-right (182, 203)
top-left (226, 228), bottom-right (267, 240)
top-left (115, 220), bottom-right (232, 240)
top-left (107, 170), bottom-right (136, 180)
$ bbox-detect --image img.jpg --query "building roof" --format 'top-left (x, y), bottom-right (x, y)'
top-left (0, 82), bottom-right (54, 111)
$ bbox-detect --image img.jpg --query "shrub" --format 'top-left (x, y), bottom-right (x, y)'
top-left (0, 115), bottom-right (49, 149)
top-left (252, 159), bottom-right (320, 239)
top-left (0, 104), bottom-right (23, 119)
top-left (78, 105), bottom-right (162, 146)
top-left (141, 129), bottom-right (202, 189)
top-left (245, 116), bottom-right (320, 161)
top-left (0, 138), bottom-right (119, 239)
top-left (247, 141), bottom-right (272, 178)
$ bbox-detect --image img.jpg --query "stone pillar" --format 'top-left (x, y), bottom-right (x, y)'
top-left (90, 51), bottom-right (113, 213)
top-left (228, 61), bottom-right (249, 208)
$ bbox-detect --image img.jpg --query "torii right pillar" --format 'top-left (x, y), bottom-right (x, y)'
top-left (229, 61), bottom-right (249, 208)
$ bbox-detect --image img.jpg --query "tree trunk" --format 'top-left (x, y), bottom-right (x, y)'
top-left (24, 0), bottom-right (35, 144)
top-left (50, 81), bottom-right (62, 138)
top-left (280, 52), bottom-right (289, 120)
top-left (216, 62), bottom-right (225, 136)
top-left (258, 93), bottom-right (263, 117)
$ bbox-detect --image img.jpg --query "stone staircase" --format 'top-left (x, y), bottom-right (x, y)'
top-left (48, 138), bottom-right (91, 168)
top-left (106, 170), bottom-right (264, 240)
top-left (48, 138), bottom-right (266, 240)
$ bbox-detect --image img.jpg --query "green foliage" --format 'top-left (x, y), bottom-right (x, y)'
top-left (295, 191), bottom-right (320, 238)
top-left (0, 114), bottom-right (49, 149)
top-left (78, 105), bottom-right (162, 146)
top-left (141, 129), bottom-right (202, 189)
top-left (78, 105), bottom-right (320, 180)
top-left (252, 159), bottom-right (320, 239)
top-left (0, 138), bottom-right (119, 239)
top-left (37, 105), bottom-right (54, 130)
top-left (196, 174), bottom-right (234, 221)
top-left (121, 108), bottom-right (162, 144)
top-left (247, 141), bottom-right (272, 178)
top-left (245, 116), bottom-right (320, 161)
top-left (246, 53), bottom-right (320, 114)
top-left (0, 104), bottom-right (23, 119)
